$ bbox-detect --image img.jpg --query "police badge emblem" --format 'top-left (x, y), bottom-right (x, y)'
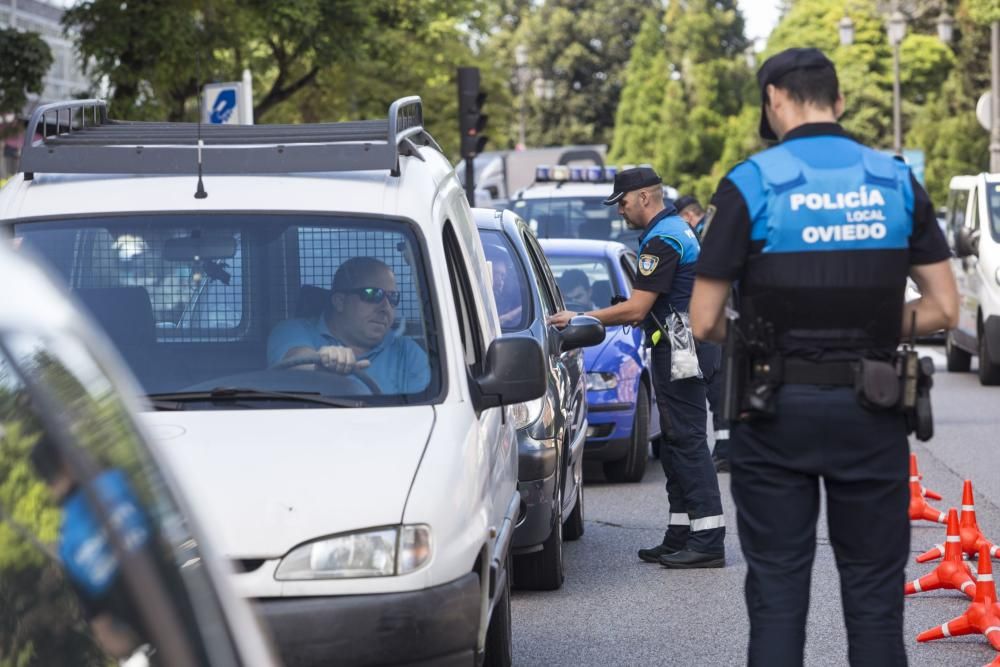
top-left (639, 254), bottom-right (659, 276)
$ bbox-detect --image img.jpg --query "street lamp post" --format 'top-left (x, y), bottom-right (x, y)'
top-left (888, 8), bottom-right (907, 155)
top-left (514, 44), bottom-right (529, 151)
top-left (839, 6), bottom-right (953, 157)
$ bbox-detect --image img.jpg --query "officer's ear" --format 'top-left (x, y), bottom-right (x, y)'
top-left (833, 94), bottom-right (845, 119)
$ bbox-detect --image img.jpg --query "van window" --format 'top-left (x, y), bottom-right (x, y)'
top-left (14, 214), bottom-right (441, 405)
top-left (443, 222), bottom-right (484, 371)
top-left (987, 183), bottom-right (1000, 240)
top-left (951, 188), bottom-right (969, 231)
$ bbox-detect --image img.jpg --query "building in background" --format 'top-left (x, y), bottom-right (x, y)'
top-left (0, 0), bottom-right (89, 176)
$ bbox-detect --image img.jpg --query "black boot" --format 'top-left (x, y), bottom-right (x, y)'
top-left (658, 549), bottom-right (725, 569)
top-left (637, 543), bottom-right (681, 563)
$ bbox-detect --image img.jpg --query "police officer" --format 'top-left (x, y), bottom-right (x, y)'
top-left (689, 48), bottom-right (958, 665)
top-left (550, 167), bottom-right (726, 569)
top-left (674, 193), bottom-right (731, 473)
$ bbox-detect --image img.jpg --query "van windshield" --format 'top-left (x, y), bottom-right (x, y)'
top-left (511, 196), bottom-right (643, 251)
top-left (14, 214), bottom-right (441, 407)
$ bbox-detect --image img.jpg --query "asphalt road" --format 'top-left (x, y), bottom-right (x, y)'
top-left (512, 346), bottom-right (1000, 666)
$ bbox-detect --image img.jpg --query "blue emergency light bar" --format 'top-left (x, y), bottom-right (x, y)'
top-left (534, 164), bottom-right (618, 183)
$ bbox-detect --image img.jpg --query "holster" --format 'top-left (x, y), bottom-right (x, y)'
top-left (853, 359), bottom-right (900, 410)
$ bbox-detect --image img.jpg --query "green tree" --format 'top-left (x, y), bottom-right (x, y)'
top-left (968, 0), bottom-right (1000, 23)
top-left (607, 7), bottom-right (667, 164)
top-left (0, 28), bottom-right (52, 123)
top-left (508, 0), bottom-right (657, 147)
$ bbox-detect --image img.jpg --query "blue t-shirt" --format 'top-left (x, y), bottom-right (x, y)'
top-left (267, 315), bottom-right (430, 394)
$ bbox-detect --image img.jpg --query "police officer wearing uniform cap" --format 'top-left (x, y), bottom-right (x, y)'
top-left (550, 166), bottom-right (726, 569)
top-left (689, 47), bottom-right (958, 665)
top-left (675, 193), bottom-right (732, 473)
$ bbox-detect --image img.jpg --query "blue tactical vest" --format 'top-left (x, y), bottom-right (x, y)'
top-left (727, 134), bottom-right (915, 355)
top-left (638, 212), bottom-right (701, 331)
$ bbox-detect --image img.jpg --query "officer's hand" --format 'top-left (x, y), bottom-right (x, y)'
top-left (547, 310), bottom-right (576, 329)
top-left (317, 345), bottom-right (372, 374)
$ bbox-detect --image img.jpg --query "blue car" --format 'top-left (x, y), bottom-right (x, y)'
top-left (539, 239), bottom-right (662, 483)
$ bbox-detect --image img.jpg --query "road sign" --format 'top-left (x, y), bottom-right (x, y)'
top-left (977, 92), bottom-right (992, 131)
top-left (203, 79), bottom-right (253, 125)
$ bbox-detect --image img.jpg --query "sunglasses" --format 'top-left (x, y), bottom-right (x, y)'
top-left (342, 287), bottom-right (401, 306)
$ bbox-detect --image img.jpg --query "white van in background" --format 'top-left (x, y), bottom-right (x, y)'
top-left (943, 173), bottom-right (1000, 384)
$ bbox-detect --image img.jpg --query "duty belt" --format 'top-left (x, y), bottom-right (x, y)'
top-left (782, 358), bottom-right (856, 386)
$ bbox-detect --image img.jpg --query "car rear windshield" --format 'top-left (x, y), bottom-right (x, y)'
top-left (511, 196), bottom-right (640, 249)
top-left (545, 256), bottom-right (618, 311)
top-left (13, 214), bottom-right (441, 406)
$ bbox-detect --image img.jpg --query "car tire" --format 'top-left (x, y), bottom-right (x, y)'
top-left (946, 331), bottom-right (972, 373)
top-left (562, 479), bottom-right (584, 541)
top-left (483, 552), bottom-right (513, 667)
top-left (603, 383), bottom-right (649, 483)
top-left (978, 323), bottom-right (1000, 385)
top-left (512, 485), bottom-right (564, 591)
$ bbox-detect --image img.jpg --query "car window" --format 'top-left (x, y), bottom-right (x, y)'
top-left (478, 229), bottom-right (532, 332)
top-left (14, 214), bottom-right (440, 405)
top-left (443, 222), bottom-right (484, 371)
top-left (0, 330), bottom-right (241, 666)
top-left (951, 188), bottom-right (969, 231)
top-left (545, 256), bottom-right (619, 310)
top-left (521, 232), bottom-right (559, 315)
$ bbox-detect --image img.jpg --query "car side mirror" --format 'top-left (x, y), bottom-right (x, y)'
top-left (558, 315), bottom-right (605, 352)
top-left (956, 227), bottom-right (979, 259)
top-left (474, 336), bottom-right (546, 411)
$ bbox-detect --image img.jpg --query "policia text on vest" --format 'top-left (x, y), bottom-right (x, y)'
top-left (689, 47), bottom-right (959, 666)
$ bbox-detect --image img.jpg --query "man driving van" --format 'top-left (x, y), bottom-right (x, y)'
top-left (267, 256), bottom-right (429, 394)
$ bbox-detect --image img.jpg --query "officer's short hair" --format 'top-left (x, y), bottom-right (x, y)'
top-left (770, 66), bottom-right (839, 110)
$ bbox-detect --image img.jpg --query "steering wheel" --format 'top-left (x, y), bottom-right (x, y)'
top-left (271, 353), bottom-right (382, 395)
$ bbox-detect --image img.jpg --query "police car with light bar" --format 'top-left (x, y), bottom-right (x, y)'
top-left (508, 164), bottom-right (679, 252)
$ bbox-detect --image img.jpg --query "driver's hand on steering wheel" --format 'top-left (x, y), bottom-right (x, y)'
top-left (317, 345), bottom-right (372, 374)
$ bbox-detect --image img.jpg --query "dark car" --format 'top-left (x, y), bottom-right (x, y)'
top-left (540, 238), bottom-right (662, 482)
top-left (473, 208), bottom-right (604, 591)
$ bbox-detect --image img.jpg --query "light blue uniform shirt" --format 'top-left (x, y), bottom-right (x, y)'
top-left (267, 315), bottom-right (430, 394)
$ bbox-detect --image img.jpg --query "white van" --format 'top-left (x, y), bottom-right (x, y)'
top-left (2, 97), bottom-right (546, 666)
top-left (943, 173), bottom-right (1000, 384)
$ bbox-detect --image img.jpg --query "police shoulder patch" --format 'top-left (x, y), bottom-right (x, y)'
top-left (638, 254), bottom-right (659, 276)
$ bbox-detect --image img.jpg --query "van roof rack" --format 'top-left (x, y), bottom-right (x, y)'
top-left (19, 96), bottom-right (439, 179)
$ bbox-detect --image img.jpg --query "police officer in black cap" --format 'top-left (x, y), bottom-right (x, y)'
top-left (550, 166), bottom-right (726, 569)
top-left (689, 47), bottom-right (958, 665)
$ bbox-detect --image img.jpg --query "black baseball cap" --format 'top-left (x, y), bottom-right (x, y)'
top-left (673, 194), bottom-right (700, 213)
top-left (756, 47), bottom-right (836, 141)
top-left (602, 166), bottom-right (662, 206)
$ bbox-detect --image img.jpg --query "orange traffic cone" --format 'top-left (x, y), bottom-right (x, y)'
top-left (918, 480), bottom-right (1000, 562)
top-left (909, 455), bottom-right (946, 524)
top-left (917, 544), bottom-right (1000, 650)
top-left (911, 453), bottom-right (943, 500)
top-left (905, 509), bottom-right (976, 599)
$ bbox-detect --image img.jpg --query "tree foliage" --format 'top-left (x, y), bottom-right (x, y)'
top-left (0, 28), bottom-right (53, 121)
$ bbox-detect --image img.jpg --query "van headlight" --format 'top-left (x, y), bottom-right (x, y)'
top-left (510, 396), bottom-right (544, 430)
top-left (274, 525), bottom-right (431, 580)
top-left (587, 371), bottom-right (618, 391)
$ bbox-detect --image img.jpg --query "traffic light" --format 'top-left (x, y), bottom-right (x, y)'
top-left (457, 67), bottom-right (488, 159)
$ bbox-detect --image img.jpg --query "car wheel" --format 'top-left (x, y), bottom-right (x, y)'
top-left (512, 485), bottom-right (564, 591)
top-left (603, 383), bottom-right (649, 483)
top-left (483, 551), bottom-right (513, 667)
top-left (562, 478), bottom-right (584, 541)
top-left (946, 331), bottom-right (972, 372)
top-left (978, 323), bottom-right (1000, 385)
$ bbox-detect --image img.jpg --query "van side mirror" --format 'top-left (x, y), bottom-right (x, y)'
top-left (474, 336), bottom-right (546, 411)
top-left (956, 227), bottom-right (979, 258)
top-left (558, 315), bottom-right (605, 352)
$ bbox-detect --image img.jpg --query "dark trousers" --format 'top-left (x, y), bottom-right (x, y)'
top-left (731, 384), bottom-right (909, 667)
top-left (653, 341), bottom-right (725, 554)
top-left (704, 343), bottom-right (730, 459)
